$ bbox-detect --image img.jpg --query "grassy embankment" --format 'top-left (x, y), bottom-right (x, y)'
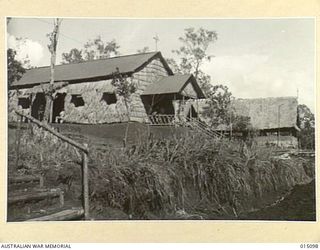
top-left (8, 123), bottom-right (314, 220)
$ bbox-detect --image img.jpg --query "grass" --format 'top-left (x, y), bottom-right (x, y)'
top-left (8, 123), bottom-right (315, 220)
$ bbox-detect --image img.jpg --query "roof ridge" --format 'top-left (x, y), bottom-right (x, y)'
top-left (27, 51), bottom-right (159, 70)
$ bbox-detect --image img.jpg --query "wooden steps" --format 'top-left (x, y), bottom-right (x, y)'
top-left (8, 175), bottom-right (43, 189)
top-left (8, 188), bottom-right (64, 207)
top-left (27, 208), bottom-right (84, 221)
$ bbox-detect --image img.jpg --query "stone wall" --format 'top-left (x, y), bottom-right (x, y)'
top-left (8, 58), bottom-right (170, 124)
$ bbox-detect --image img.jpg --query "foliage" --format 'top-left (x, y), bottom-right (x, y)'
top-left (171, 27), bottom-right (218, 95)
top-left (61, 48), bottom-right (84, 64)
top-left (202, 85), bottom-right (233, 127)
top-left (111, 68), bottom-right (136, 113)
top-left (83, 36), bottom-right (120, 60)
top-left (7, 48), bottom-right (26, 87)
top-left (62, 36), bottom-right (120, 64)
top-left (230, 113), bottom-right (252, 132)
top-left (297, 104), bottom-right (315, 149)
top-left (111, 68), bottom-right (137, 146)
top-left (201, 85), bottom-right (252, 131)
top-left (137, 47), bottom-right (150, 53)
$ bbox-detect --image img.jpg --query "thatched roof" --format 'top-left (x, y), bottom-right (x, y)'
top-left (142, 74), bottom-right (205, 99)
top-left (11, 52), bottom-right (173, 88)
top-left (231, 97), bottom-right (298, 130)
top-left (195, 96), bottom-right (299, 130)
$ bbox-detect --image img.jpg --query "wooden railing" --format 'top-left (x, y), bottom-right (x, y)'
top-left (14, 110), bottom-right (90, 220)
top-left (148, 114), bottom-right (176, 126)
top-left (147, 114), bottom-right (223, 139)
top-left (186, 117), bottom-right (223, 139)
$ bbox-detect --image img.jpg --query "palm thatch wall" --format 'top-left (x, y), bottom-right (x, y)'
top-left (231, 97), bottom-right (298, 130)
top-left (8, 58), bottom-right (170, 124)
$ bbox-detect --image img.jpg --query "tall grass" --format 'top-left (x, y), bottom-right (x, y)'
top-left (8, 125), bottom-right (314, 219)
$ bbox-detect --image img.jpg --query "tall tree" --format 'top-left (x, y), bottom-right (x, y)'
top-left (137, 47), bottom-right (150, 53)
top-left (83, 36), bottom-right (120, 60)
top-left (172, 27), bottom-right (218, 96)
top-left (202, 84), bottom-right (233, 127)
top-left (7, 48), bottom-right (25, 87)
top-left (297, 104), bottom-right (315, 149)
top-left (61, 36), bottom-right (120, 64)
top-left (61, 48), bottom-right (84, 64)
top-left (111, 67), bottom-right (136, 147)
top-left (43, 18), bottom-right (62, 123)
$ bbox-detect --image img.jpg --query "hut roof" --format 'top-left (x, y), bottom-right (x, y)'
top-left (142, 74), bottom-right (205, 99)
top-left (231, 97), bottom-right (299, 130)
top-left (196, 97), bottom-right (299, 130)
top-left (11, 52), bottom-right (173, 88)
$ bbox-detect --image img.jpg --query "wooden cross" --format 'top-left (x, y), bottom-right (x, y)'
top-left (153, 34), bottom-right (159, 51)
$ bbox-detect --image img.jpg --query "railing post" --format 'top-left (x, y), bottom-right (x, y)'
top-left (15, 116), bottom-right (23, 171)
top-left (82, 143), bottom-right (89, 220)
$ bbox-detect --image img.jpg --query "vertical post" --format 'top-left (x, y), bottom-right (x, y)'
top-left (82, 144), bottom-right (89, 220)
top-left (230, 111), bottom-right (232, 140)
top-left (277, 106), bottom-right (280, 147)
top-left (15, 116), bottom-right (22, 170)
top-left (277, 104), bottom-right (283, 147)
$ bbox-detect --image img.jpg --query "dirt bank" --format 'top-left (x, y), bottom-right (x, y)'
top-left (240, 180), bottom-right (316, 221)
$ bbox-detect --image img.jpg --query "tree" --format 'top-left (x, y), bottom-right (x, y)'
top-left (61, 48), bottom-right (84, 64)
top-left (137, 47), bottom-right (150, 53)
top-left (83, 36), bottom-right (120, 61)
top-left (201, 84), bottom-right (251, 134)
top-left (61, 36), bottom-right (120, 64)
top-left (297, 104), bottom-right (315, 149)
top-left (7, 48), bottom-right (25, 87)
top-left (202, 85), bottom-right (233, 127)
top-left (172, 27), bottom-right (218, 96)
top-left (43, 18), bottom-right (62, 123)
top-left (111, 67), bottom-right (136, 147)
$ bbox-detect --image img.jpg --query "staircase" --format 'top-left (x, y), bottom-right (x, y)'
top-left (147, 114), bottom-right (223, 139)
top-left (7, 174), bottom-right (84, 221)
top-left (185, 117), bottom-right (223, 139)
top-left (12, 110), bottom-right (90, 221)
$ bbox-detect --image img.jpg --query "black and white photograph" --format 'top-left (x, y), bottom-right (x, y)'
top-left (6, 17), bottom-right (316, 222)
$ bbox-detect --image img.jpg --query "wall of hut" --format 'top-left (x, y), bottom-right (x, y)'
top-left (8, 58), bottom-right (170, 124)
top-left (130, 58), bottom-right (170, 122)
top-left (254, 135), bottom-right (298, 148)
top-left (8, 90), bottom-right (31, 122)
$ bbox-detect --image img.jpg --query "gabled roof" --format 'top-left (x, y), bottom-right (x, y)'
top-left (12, 52), bottom-right (173, 88)
top-left (142, 74), bottom-right (205, 99)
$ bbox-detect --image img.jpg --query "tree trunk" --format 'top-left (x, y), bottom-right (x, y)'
top-left (43, 18), bottom-right (62, 123)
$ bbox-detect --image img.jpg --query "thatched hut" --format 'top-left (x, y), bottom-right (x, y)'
top-left (195, 97), bottom-right (300, 148)
top-left (231, 97), bottom-right (300, 148)
top-left (8, 52), bottom-right (205, 124)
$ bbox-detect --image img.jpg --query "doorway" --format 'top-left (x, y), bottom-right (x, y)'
top-left (52, 93), bottom-right (66, 123)
top-left (31, 93), bottom-right (46, 121)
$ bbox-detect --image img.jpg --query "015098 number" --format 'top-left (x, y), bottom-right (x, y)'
top-left (300, 244), bottom-right (319, 248)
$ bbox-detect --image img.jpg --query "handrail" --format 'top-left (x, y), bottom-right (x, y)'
top-left (148, 114), bottom-right (175, 125)
top-left (14, 110), bottom-right (90, 220)
top-left (147, 114), bottom-right (223, 139)
top-left (186, 117), bottom-right (223, 138)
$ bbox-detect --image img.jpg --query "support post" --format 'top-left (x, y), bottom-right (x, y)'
top-left (15, 116), bottom-right (22, 170)
top-left (82, 143), bottom-right (89, 220)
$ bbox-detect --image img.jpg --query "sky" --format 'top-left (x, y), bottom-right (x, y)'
top-left (7, 18), bottom-right (315, 112)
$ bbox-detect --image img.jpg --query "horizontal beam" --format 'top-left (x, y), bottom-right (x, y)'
top-left (15, 110), bottom-right (89, 154)
top-left (27, 208), bottom-right (84, 221)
